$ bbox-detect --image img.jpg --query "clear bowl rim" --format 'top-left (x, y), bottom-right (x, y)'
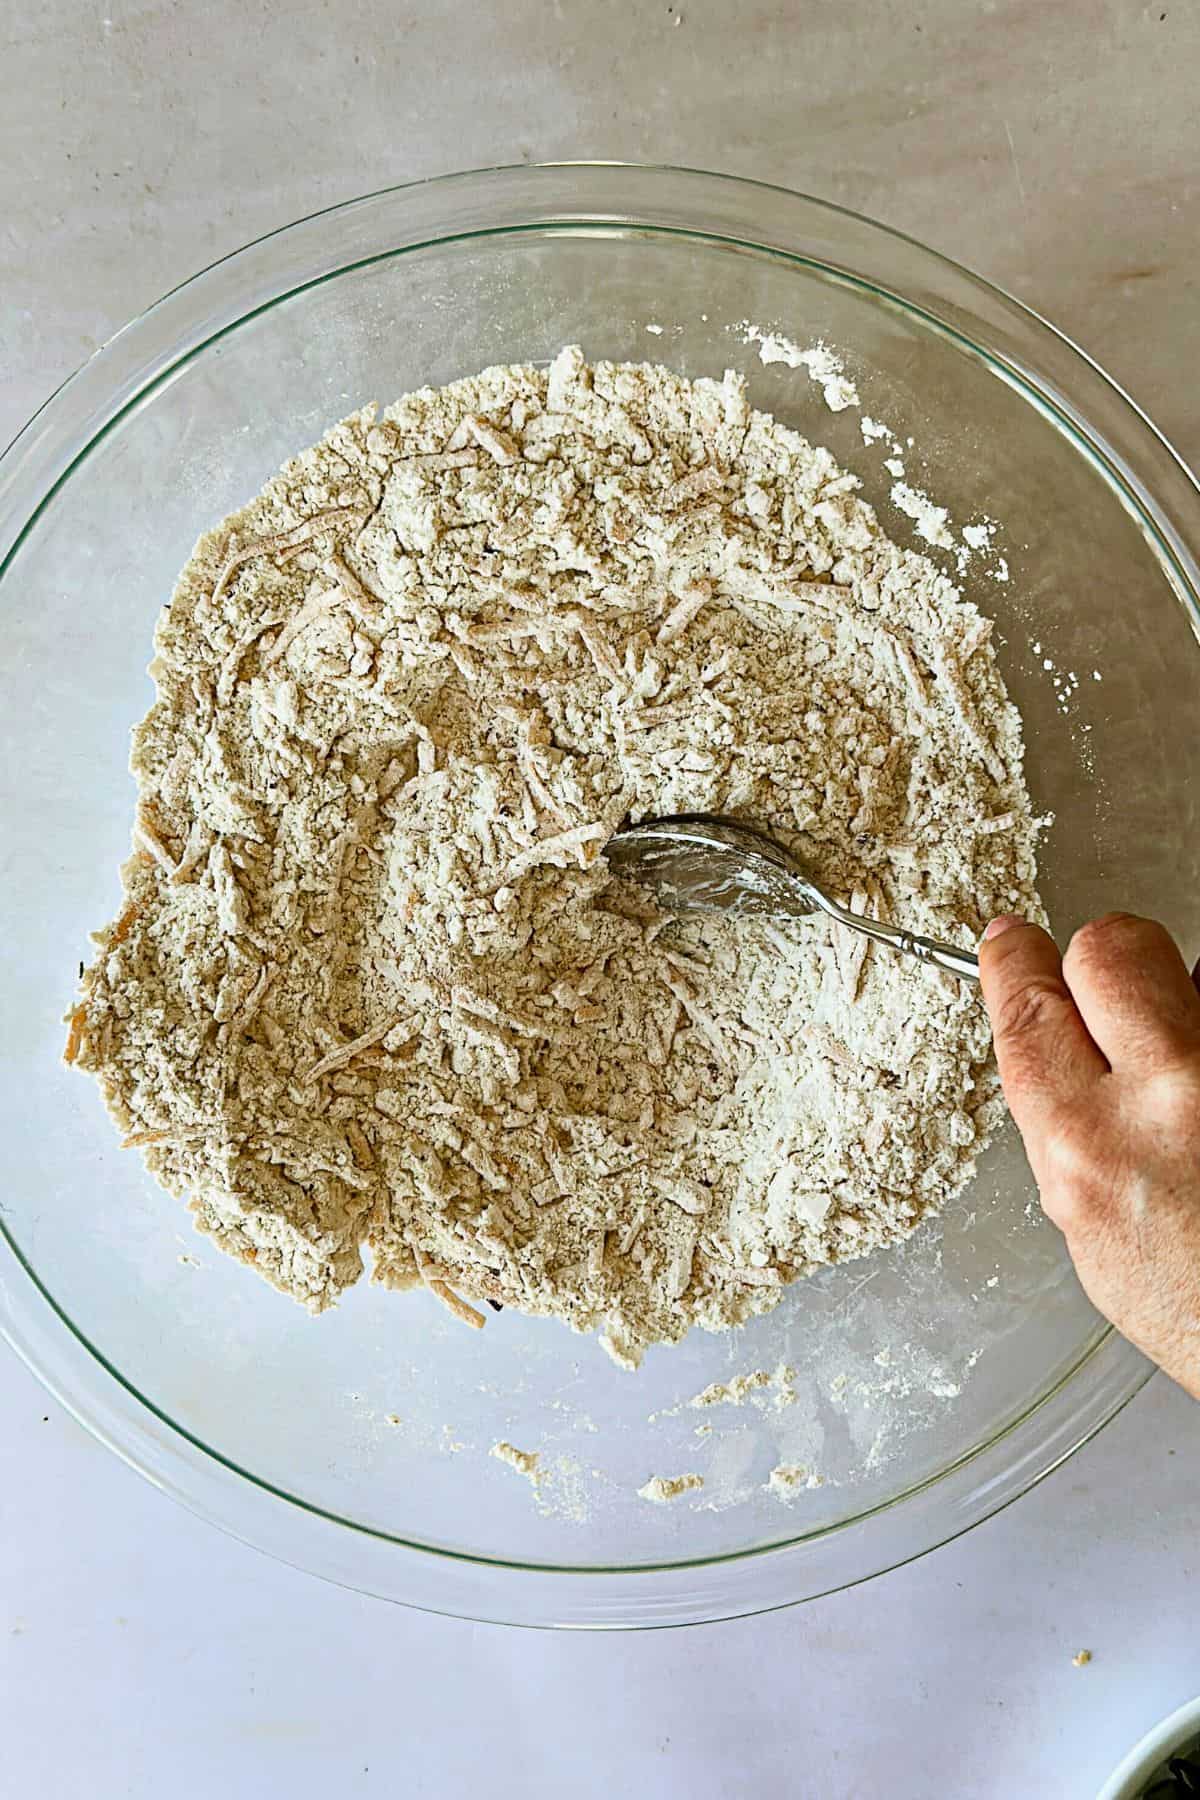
top-left (1, 160), bottom-right (1186, 1625)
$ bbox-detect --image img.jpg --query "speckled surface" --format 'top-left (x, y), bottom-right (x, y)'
top-left (3, 3), bottom-right (1200, 1795)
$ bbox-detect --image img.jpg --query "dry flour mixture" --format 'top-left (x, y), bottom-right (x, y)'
top-left (65, 346), bottom-right (1042, 1368)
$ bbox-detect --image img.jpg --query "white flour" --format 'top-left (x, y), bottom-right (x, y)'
top-left (688, 1365), bottom-right (796, 1411)
top-left (768, 1463), bottom-right (823, 1498)
top-left (890, 481), bottom-right (956, 552)
top-left (490, 1440), bottom-right (541, 1482)
top-left (639, 1471), bottom-right (704, 1503)
top-left (66, 346), bottom-right (1042, 1369)
top-left (741, 323), bottom-right (860, 411)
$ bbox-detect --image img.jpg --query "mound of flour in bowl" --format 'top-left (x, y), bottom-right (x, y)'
top-left (65, 346), bottom-right (1042, 1367)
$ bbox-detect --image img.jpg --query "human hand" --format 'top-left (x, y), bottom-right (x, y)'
top-left (979, 912), bottom-right (1200, 1397)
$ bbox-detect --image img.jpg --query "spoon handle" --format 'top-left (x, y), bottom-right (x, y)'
top-left (817, 894), bottom-right (981, 983)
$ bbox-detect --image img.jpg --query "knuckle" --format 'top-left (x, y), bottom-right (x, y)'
top-left (1041, 1126), bottom-right (1096, 1190)
top-left (992, 976), bottom-right (1067, 1050)
top-left (1065, 911), bottom-right (1164, 976)
top-left (1037, 1127), bottom-right (1103, 1230)
top-left (1146, 1064), bottom-right (1200, 1133)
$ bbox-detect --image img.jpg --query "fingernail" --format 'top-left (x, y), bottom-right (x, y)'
top-left (982, 915), bottom-right (1025, 941)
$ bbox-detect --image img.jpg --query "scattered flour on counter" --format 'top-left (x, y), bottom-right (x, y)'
top-left (638, 1471), bottom-right (704, 1503)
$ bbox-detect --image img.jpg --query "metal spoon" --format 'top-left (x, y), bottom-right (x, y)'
top-left (606, 813), bottom-right (980, 983)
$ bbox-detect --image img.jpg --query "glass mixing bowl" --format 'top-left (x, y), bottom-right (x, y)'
top-left (2, 165), bottom-right (1197, 1628)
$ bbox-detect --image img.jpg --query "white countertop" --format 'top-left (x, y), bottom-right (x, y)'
top-left (3, 3), bottom-right (1200, 1794)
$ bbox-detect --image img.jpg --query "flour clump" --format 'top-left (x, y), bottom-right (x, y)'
top-left (66, 347), bottom-right (1042, 1368)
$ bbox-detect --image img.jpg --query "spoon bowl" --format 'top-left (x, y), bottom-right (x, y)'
top-left (608, 813), bottom-right (982, 981)
top-left (605, 814), bottom-right (821, 921)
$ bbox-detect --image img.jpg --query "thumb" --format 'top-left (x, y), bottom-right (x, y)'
top-left (978, 917), bottom-right (1107, 1134)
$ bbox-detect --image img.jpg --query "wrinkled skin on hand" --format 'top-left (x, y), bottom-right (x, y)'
top-left (980, 912), bottom-right (1200, 1398)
